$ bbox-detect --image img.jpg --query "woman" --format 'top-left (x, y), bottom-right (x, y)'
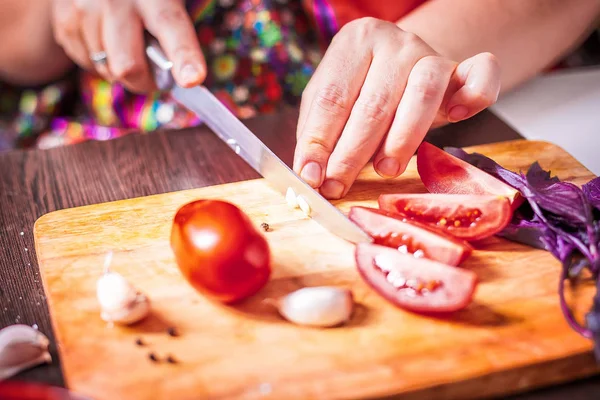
top-left (1, 0), bottom-right (599, 198)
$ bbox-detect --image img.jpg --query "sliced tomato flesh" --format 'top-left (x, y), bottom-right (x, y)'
top-left (378, 193), bottom-right (512, 241)
top-left (416, 141), bottom-right (523, 210)
top-left (349, 206), bottom-right (472, 266)
top-left (355, 243), bottom-right (477, 313)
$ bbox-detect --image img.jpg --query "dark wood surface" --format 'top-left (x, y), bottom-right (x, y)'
top-left (1, 107), bottom-right (599, 399)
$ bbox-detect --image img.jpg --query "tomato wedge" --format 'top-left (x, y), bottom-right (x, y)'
top-left (349, 206), bottom-right (472, 266)
top-left (378, 193), bottom-right (512, 241)
top-left (355, 243), bottom-right (477, 313)
top-left (417, 141), bottom-right (523, 210)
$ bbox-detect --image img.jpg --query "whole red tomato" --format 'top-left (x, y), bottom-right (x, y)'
top-left (170, 200), bottom-right (271, 304)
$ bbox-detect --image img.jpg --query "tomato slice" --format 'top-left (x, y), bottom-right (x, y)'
top-left (355, 243), bottom-right (477, 313)
top-left (417, 141), bottom-right (523, 210)
top-left (349, 206), bottom-right (472, 266)
top-left (378, 193), bottom-right (512, 241)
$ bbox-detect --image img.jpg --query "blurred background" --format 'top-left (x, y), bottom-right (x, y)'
top-left (491, 29), bottom-right (600, 175)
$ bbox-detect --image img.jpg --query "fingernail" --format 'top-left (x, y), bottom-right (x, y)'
top-left (376, 158), bottom-right (400, 178)
top-left (300, 162), bottom-right (322, 187)
top-left (448, 105), bottom-right (469, 122)
top-left (321, 179), bottom-right (345, 199)
top-left (179, 64), bottom-right (201, 86)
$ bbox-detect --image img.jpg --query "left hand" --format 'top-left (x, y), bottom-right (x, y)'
top-left (293, 17), bottom-right (501, 199)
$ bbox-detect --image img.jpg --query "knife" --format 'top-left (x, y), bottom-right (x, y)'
top-left (145, 41), bottom-right (372, 244)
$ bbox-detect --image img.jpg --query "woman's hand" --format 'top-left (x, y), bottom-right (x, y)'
top-left (51, 0), bottom-right (205, 93)
top-left (294, 18), bottom-right (501, 199)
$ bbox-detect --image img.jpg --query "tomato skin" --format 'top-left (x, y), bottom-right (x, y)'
top-left (378, 193), bottom-right (512, 241)
top-left (417, 141), bottom-right (523, 210)
top-left (355, 243), bottom-right (477, 313)
top-left (0, 381), bottom-right (88, 400)
top-left (349, 206), bottom-right (472, 266)
top-left (170, 200), bottom-right (271, 304)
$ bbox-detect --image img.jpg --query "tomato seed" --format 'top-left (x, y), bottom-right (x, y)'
top-left (374, 260), bottom-right (442, 295)
top-left (400, 205), bottom-right (483, 229)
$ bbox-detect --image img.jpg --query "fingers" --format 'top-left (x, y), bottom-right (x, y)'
top-left (78, 0), bottom-right (110, 80)
top-left (102, 1), bottom-right (156, 93)
top-left (292, 41), bottom-right (372, 188)
top-left (373, 56), bottom-right (457, 178)
top-left (52, 0), bottom-right (94, 71)
top-left (139, 0), bottom-right (206, 88)
top-left (319, 50), bottom-right (418, 199)
top-left (296, 72), bottom-right (318, 141)
top-left (445, 52), bottom-right (501, 122)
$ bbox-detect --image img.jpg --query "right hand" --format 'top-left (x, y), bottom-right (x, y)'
top-left (51, 0), bottom-right (206, 93)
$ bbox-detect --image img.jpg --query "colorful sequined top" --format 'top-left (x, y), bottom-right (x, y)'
top-left (0, 0), bottom-right (430, 150)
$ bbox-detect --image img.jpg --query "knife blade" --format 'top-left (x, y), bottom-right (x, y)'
top-left (146, 42), bottom-right (372, 244)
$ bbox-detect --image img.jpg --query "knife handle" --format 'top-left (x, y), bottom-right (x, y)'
top-left (145, 40), bottom-right (176, 91)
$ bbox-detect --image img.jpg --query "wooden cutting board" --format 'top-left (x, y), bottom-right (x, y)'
top-left (34, 140), bottom-right (600, 400)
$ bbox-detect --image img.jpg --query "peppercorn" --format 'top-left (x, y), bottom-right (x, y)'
top-left (260, 222), bottom-right (269, 232)
top-left (148, 352), bottom-right (159, 362)
top-left (166, 327), bottom-right (178, 337)
top-left (166, 355), bottom-right (177, 364)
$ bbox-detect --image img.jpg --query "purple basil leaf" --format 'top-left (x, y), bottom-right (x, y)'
top-left (497, 202), bottom-right (546, 249)
top-left (446, 146), bottom-right (600, 359)
top-left (526, 177), bottom-right (592, 225)
top-left (583, 177), bottom-right (600, 211)
top-left (523, 161), bottom-right (560, 185)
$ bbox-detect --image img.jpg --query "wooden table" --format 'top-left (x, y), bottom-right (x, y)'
top-left (1, 107), bottom-right (598, 399)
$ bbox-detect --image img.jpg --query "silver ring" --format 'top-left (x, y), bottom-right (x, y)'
top-left (90, 51), bottom-right (107, 64)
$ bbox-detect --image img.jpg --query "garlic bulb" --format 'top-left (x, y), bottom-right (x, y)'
top-left (0, 324), bottom-right (51, 381)
top-left (96, 271), bottom-right (150, 325)
top-left (270, 286), bottom-right (354, 327)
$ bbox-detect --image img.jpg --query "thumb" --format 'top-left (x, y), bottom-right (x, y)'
top-left (444, 52), bottom-right (501, 123)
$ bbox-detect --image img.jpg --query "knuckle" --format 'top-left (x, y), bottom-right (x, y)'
top-left (409, 58), bottom-right (444, 102)
top-left (401, 31), bottom-right (422, 47)
top-left (300, 135), bottom-right (334, 159)
top-left (330, 156), bottom-right (362, 178)
top-left (314, 83), bottom-right (350, 116)
top-left (110, 59), bottom-right (145, 82)
top-left (149, 6), bottom-right (188, 31)
top-left (354, 93), bottom-right (394, 124)
top-left (53, 15), bottom-right (79, 42)
top-left (349, 17), bottom-right (382, 38)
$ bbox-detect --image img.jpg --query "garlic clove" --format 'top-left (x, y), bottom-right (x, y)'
top-left (96, 271), bottom-right (150, 325)
top-left (271, 286), bottom-right (354, 327)
top-left (285, 187), bottom-right (298, 208)
top-left (96, 272), bottom-right (137, 312)
top-left (100, 292), bottom-right (150, 325)
top-left (0, 325), bottom-right (51, 381)
top-left (296, 195), bottom-right (311, 217)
